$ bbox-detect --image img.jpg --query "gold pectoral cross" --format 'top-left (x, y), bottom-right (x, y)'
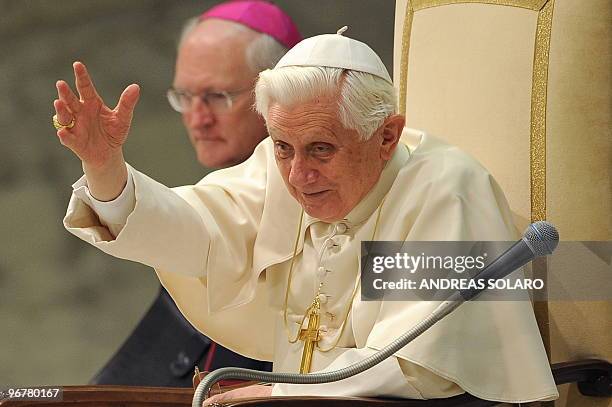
top-left (298, 298), bottom-right (322, 373)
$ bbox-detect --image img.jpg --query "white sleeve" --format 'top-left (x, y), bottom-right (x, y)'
top-left (271, 348), bottom-right (427, 399)
top-left (65, 164), bottom-right (215, 278)
top-left (72, 168), bottom-right (136, 238)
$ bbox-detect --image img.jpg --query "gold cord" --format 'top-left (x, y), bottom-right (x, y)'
top-left (283, 195), bottom-right (388, 351)
top-left (283, 209), bottom-right (305, 343)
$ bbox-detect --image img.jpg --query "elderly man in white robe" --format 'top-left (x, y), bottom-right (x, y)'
top-left (53, 30), bottom-right (558, 405)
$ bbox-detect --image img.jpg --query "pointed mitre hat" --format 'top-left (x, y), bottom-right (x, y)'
top-left (274, 26), bottom-right (392, 84)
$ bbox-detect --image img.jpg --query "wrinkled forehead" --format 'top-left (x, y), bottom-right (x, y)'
top-left (265, 99), bottom-right (361, 144)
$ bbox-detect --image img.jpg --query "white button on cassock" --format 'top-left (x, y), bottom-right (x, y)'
top-left (335, 223), bottom-right (348, 234)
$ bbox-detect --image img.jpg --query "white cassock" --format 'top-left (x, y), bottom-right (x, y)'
top-left (63, 128), bottom-right (558, 402)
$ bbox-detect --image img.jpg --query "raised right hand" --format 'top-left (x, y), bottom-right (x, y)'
top-left (54, 62), bottom-right (140, 200)
top-left (53, 61), bottom-right (140, 170)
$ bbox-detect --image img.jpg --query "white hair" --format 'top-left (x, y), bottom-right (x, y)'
top-left (254, 66), bottom-right (397, 140)
top-left (178, 17), bottom-right (288, 74)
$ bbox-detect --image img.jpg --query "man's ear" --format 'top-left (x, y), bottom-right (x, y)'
top-left (378, 114), bottom-right (405, 160)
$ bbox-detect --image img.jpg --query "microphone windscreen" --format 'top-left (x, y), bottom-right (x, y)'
top-left (523, 221), bottom-right (559, 256)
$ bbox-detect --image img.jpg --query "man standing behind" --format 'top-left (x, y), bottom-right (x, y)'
top-left (90, 0), bottom-right (302, 387)
top-left (170, 0), bottom-right (302, 168)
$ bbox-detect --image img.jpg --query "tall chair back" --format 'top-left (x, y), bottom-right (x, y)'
top-left (393, 1), bottom-right (611, 405)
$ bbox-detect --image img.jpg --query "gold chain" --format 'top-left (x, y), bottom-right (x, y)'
top-left (282, 195), bottom-right (388, 350)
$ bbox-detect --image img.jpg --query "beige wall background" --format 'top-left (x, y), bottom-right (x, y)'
top-left (0, 0), bottom-right (395, 387)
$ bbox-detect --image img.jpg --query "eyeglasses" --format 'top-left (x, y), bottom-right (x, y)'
top-left (166, 87), bottom-right (251, 114)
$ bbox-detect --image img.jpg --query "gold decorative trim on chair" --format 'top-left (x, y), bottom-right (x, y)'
top-left (398, 1), bottom-right (413, 117)
top-left (530, 0), bottom-right (554, 223)
top-left (410, 0), bottom-right (548, 11)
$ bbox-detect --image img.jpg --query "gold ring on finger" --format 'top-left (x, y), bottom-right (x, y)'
top-left (53, 114), bottom-right (75, 130)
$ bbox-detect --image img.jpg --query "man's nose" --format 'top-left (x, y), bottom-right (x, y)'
top-left (186, 97), bottom-right (215, 127)
top-left (288, 155), bottom-right (318, 187)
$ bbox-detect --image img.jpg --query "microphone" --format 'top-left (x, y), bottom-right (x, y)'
top-left (192, 221), bottom-right (560, 406)
top-left (453, 221), bottom-right (559, 302)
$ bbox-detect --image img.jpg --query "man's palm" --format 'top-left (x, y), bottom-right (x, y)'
top-left (54, 62), bottom-right (140, 169)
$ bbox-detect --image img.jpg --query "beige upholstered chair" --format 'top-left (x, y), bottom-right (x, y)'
top-left (393, 1), bottom-right (611, 406)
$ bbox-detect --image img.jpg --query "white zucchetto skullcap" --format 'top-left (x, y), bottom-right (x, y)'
top-left (274, 26), bottom-right (392, 84)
